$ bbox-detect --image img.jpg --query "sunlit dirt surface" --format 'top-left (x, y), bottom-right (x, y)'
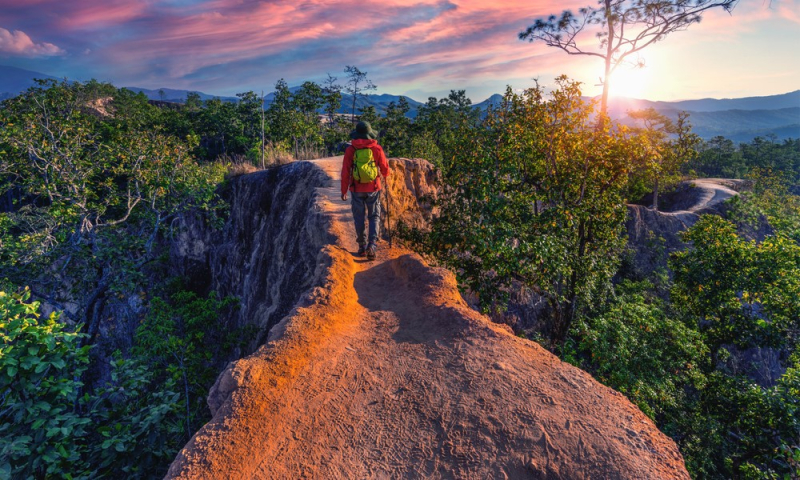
top-left (165, 158), bottom-right (689, 479)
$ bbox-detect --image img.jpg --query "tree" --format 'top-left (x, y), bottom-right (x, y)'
top-left (0, 287), bottom-right (225, 478)
top-left (670, 215), bottom-right (800, 476)
top-left (519, 0), bottom-right (738, 115)
top-left (357, 105), bottom-right (378, 126)
top-left (343, 65), bottom-right (376, 123)
top-left (200, 96), bottom-right (240, 156)
top-left (672, 215), bottom-right (800, 360)
top-left (322, 73), bottom-right (343, 124)
top-left (419, 78), bottom-right (642, 344)
top-left (235, 91), bottom-right (264, 155)
top-left (691, 135), bottom-right (740, 177)
top-left (378, 97), bottom-right (412, 157)
top-left (0, 79), bottom-right (224, 344)
top-left (265, 78), bottom-right (295, 146)
top-left (627, 108), bottom-right (699, 210)
top-left (413, 90), bottom-right (480, 165)
top-left (185, 92), bottom-right (202, 110)
top-left (289, 82), bottom-right (325, 159)
top-left (131, 289), bottom-right (238, 439)
top-left (572, 282), bottom-right (707, 421)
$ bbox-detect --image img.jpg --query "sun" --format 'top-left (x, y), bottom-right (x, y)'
top-left (607, 67), bottom-right (651, 100)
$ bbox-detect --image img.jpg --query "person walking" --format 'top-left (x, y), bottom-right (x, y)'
top-left (341, 121), bottom-right (390, 260)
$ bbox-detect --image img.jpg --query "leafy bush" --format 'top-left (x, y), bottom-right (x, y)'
top-left (0, 289), bottom-right (90, 478)
top-left (132, 289), bottom-right (241, 439)
top-left (664, 214), bottom-right (800, 478)
top-left (571, 283), bottom-right (707, 421)
top-left (0, 286), bottom-right (242, 478)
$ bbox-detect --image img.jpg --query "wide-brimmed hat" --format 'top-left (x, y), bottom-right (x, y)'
top-left (349, 121), bottom-right (378, 140)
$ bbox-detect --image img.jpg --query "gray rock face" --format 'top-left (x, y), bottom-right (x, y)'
top-left (171, 162), bottom-right (334, 348)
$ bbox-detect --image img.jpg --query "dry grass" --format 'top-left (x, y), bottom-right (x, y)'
top-left (225, 162), bottom-right (258, 179)
top-left (219, 140), bottom-right (326, 179)
top-left (265, 142), bottom-right (295, 166)
top-left (291, 144), bottom-right (327, 161)
top-left (220, 153), bottom-right (259, 179)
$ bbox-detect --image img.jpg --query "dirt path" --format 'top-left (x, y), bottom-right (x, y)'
top-left (683, 179), bottom-right (741, 213)
top-left (658, 178), bottom-right (742, 222)
top-left (166, 158), bottom-right (689, 479)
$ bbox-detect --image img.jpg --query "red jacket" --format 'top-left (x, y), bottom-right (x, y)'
top-left (341, 139), bottom-right (390, 195)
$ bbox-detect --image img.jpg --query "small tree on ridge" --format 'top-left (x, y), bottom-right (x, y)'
top-left (344, 65), bottom-right (376, 124)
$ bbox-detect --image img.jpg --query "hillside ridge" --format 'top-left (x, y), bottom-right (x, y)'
top-left (165, 157), bottom-right (689, 479)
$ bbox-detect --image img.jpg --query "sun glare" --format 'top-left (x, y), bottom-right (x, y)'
top-left (607, 67), bottom-right (651, 100)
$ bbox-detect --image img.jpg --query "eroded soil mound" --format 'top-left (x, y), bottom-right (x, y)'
top-left (166, 158), bottom-right (689, 479)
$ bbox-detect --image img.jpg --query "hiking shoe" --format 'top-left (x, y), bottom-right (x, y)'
top-left (356, 245), bottom-right (366, 257)
top-left (366, 243), bottom-right (377, 260)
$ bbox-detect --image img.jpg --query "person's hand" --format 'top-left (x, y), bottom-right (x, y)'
top-left (341, 193), bottom-right (348, 201)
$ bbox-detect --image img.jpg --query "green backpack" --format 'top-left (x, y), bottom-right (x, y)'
top-left (352, 147), bottom-right (379, 184)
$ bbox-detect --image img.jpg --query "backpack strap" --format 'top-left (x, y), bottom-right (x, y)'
top-left (348, 145), bottom-right (357, 191)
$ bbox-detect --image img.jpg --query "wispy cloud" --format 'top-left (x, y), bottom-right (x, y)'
top-left (0, 0), bottom-right (796, 101)
top-left (0, 27), bottom-right (64, 56)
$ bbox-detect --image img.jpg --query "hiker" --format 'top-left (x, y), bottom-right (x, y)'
top-left (341, 121), bottom-right (390, 260)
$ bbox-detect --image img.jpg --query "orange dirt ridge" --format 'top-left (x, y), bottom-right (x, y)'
top-left (166, 157), bottom-right (689, 479)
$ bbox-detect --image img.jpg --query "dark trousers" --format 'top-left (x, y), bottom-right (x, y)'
top-left (351, 191), bottom-right (381, 246)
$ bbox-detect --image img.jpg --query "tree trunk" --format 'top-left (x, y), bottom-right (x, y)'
top-left (652, 177), bottom-right (659, 211)
top-left (261, 91), bottom-right (265, 169)
top-left (183, 364), bottom-right (192, 438)
top-left (80, 279), bottom-right (109, 348)
top-left (600, 0), bottom-right (615, 117)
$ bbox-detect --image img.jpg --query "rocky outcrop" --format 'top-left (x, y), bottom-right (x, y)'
top-left (170, 158), bottom-right (439, 350)
top-left (623, 178), bottom-right (743, 281)
top-left (383, 158), bottom-right (440, 233)
top-left (171, 162), bottom-right (332, 347)
top-left (166, 157), bottom-right (690, 479)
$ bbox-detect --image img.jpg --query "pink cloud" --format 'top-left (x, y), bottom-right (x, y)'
top-left (0, 27), bottom-right (64, 56)
top-left (1, 0), bottom-right (793, 101)
top-left (59, 1), bottom-right (148, 29)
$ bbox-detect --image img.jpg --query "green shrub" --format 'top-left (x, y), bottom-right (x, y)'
top-left (0, 289), bottom-right (91, 478)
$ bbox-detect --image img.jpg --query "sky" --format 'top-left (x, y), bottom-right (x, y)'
top-left (0, 0), bottom-right (798, 103)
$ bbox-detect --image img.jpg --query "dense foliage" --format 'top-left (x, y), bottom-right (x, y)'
top-left (0, 80), bottom-right (238, 478)
top-left (561, 185), bottom-right (800, 478)
top-left (0, 79), bottom-right (225, 336)
top-left (0, 287), bottom-right (240, 478)
top-left (686, 135), bottom-right (800, 183)
top-left (413, 78), bottom-right (645, 344)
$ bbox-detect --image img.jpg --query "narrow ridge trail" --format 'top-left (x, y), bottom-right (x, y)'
top-left (166, 158), bottom-right (689, 479)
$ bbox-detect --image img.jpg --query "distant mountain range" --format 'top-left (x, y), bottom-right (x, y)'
top-left (2, 64), bottom-right (797, 142)
top-left (605, 92), bottom-right (800, 142)
top-left (0, 65), bottom-right (58, 100)
top-left (125, 86), bottom-right (239, 103)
